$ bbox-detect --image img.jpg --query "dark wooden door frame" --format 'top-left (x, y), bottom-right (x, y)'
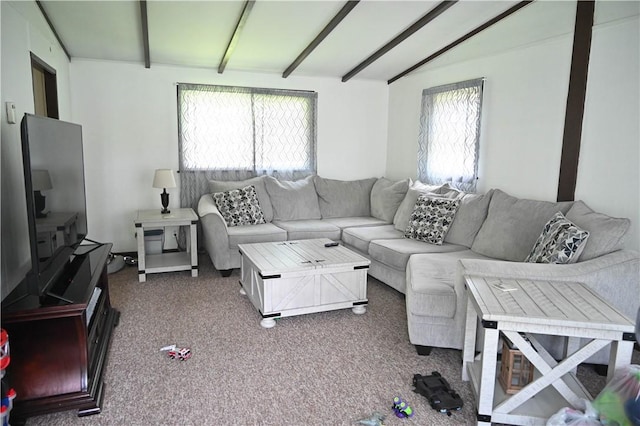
top-left (557, 0), bottom-right (595, 202)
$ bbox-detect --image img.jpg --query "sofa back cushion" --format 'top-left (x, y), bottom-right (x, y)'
top-left (264, 175), bottom-right (321, 221)
top-left (565, 200), bottom-right (630, 261)
top-left (471, 189), bottom-right (572, 261)
top-left (444, 189), bottom-right (494, 248)
top-left (393, 182), bottom-right (456, 232)
top-left (314, 176), bottom-right (377, 218)
top-left (208, 176), bottom-right (273, 222)
top-left (370, 178), bottom-right (410, 222)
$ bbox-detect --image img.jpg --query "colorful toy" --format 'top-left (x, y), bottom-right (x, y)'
top-left (0, 329), bottom-right (16, 426)
top-left (593, 365), bottom-right (640, 426)
top-left (160, 344), bottom-right (192, 361)
top-left (355, 411), bottom-right (385, 426)
top-left (392, 396), bottom-right (413, 418)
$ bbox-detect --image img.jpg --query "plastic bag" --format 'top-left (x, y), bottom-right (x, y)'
top-left (546, 400), bottom-right (601, 425)
top-left (593, 364), bottom-right (640, 426)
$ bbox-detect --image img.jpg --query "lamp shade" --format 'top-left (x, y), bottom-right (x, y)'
top-left (32, 169), bottom-right (53, 191)
top-left (152, 169), bottom-right (177, 189)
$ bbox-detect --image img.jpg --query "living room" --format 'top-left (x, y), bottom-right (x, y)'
top-left (1, 1), bottom-right (639, 425)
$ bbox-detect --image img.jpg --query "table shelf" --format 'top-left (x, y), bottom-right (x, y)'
top-left (467, 359), bottom-right (592, 425)
top-left (145, 252), bottom-right (191, 273)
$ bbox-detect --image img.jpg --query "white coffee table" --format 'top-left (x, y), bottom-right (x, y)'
top-left (238, 238), bottom-right (370, 328)
top-left (462, 275), bottom-right (636, 426)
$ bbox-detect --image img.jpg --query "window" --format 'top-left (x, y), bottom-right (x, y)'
top-left (417, 78), bottom-right (484, 192)
top-left (177, 84), bottom-right (317, 174)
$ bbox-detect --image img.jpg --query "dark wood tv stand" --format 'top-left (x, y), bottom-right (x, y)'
top-left (1, 243), bottom-right (120, 424)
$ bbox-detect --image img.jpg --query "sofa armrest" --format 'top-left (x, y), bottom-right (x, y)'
top-left (197, 194), bottom-right (231, 270)
top-left (460, 250), bottom-right (640, 320)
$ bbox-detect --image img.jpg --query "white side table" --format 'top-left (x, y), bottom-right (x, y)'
top-left (134, 208), bottom-right (198, 283)
top-left (462, 275), bottom-right (635, 426)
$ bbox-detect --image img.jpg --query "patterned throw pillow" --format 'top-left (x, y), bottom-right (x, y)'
top-left (404, 195), bottom-right (460, 245)
top-left (212, 185), bottom-right (266, 227)
top-left (525, 212), bottom-right (590, 264)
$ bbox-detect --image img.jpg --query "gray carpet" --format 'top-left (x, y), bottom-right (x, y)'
top-left (24, 254), bottom-right (638, 425)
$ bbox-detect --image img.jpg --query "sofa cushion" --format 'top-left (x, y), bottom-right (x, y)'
top-left (370, 178), bottom-right (410, 222)
top-left (525, 212), bottom-right (590, 264)
top-left (212, 185), bottom-right (266, 227)
top-left (264, 175), bottom-right (321, 221)
top-left (314, 176), bottom-right (377, 218)
top-left (323, 216), bottom-right (387, 230)
top-left (368, 238), bottom-right (467, 271)
top-left (565, 200), bottom-right (631, 261)
top-left (227, 223), bottom-right (287, 249)
top-left (406, 250), bottom-right (491, 319)
top-left (444, 190), bottom-right (494, 248)
top-left (342, 224), bottom-right (403, 253)
top-left (208, 176), bottom-right (273, 222)
top-left (393, 181), bottom-right (454, 232)
top-left (272, 220), bottom-right (341, 241)
top-left (404, 195), bottom-right (460, 245)
top-left (471, 189), bottom-right (572, 262)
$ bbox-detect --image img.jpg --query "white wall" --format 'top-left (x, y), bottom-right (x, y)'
top-left (1, 1), bottom-right (72, 298)
top-left (387, 14), bottom-right (639, 251)
top-left (69, 60), bottom-right (389, 252)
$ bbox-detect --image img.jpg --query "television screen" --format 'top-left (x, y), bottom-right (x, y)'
top-left (20, 114), bottom-right (88, 297)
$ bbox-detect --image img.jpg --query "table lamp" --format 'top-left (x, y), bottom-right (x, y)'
top-left (32, 169), bottom-right (52, 218)
top-left (152, 169), bottom-right (177, 214)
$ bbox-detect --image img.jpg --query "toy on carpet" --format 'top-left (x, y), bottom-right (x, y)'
top-left (355, 411), bottom-right (385, 426)
top-left (0, 329), bottom-right (16, 426)
top-left (160, 344), bottom-right (192, 361)
top-left (593, 365), bottom-right (640, 426)
top-left (412, 371), bottom-right (463, 416)
top-left (392, 396), bottom-right (413, 418)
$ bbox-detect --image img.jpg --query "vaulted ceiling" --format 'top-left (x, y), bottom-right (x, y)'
top-left (28, 0), bottom-right (639, 83)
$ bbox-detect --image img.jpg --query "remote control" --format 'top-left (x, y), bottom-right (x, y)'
top-left (324, 242), bottom-right (339, 247)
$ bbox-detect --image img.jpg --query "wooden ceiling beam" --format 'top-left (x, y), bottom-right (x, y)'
top-left (388, 1), bottom-right (534, 84)
top-left (557, 0), bottom-right (595, 202)
top-left (218, 1), bottom-right (256, 74)
top-left (283, 1), bottom-right (360, 79)
top-left (140, 0), bottom-right (151, 68)
top-left (341, 0), bottom-right (457, 83)
top-left (35, 0), bottom-right (71, 61)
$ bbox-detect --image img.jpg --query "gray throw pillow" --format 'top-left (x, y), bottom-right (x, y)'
top-left (525, 212), bottom-right (590, 264)
top-left (370, 178), bottom-right (410, 222)
top-left (471, 189), bottom-right (572, 261)
top-left (314, 176), bottom-right (377, 218)
top-left (565, 200), bottom-right (630, 261)
top-left (444, 189), bottom-right (494, 248)
top-left (404, 195), bottom-right (460, 245)
top-left (264, 175), bottom-right (321, 221)
top-left (208, 176), bottom-right (273, 222)
top-left (212, 185), bottom-right (266, 227)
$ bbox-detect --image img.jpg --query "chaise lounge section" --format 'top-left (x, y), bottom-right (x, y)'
top-left (197, 175), bottom-right (640, 364)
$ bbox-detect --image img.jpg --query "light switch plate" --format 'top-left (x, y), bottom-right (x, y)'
top-left (6, 102), bottom-right (16, 124)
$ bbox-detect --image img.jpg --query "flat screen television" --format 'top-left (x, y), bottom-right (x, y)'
top-left (15, 114), bottom-right (88, 301)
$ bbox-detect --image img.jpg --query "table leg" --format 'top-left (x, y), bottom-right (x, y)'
top-left (136, 225), bottom-right (146, 282)
top-left (477, 327), bottom-right (499, 426)
top-left (189, 221), bottom-right (198, 277)
top-left (462, 297), bottom-right (477, 381)
top-left (607, 340), bottom-right (634, 383)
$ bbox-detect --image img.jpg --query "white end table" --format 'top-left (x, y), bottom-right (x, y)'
top-left (462, 275), bottom-right (635, 426)
top-left (134, 208), bottom-right (198, 282)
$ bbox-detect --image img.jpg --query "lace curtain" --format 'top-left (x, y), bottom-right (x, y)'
top-left (177, 83), bottom-right (317, 212)
top-left (417, 78), bottom-right (484, 193)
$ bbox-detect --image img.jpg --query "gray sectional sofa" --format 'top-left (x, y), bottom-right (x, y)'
top-left (197, 175), bottom-right (640, 363)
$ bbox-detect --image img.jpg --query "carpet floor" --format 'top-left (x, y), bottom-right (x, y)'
top-left (24, 253), bottom-right (638, 425)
